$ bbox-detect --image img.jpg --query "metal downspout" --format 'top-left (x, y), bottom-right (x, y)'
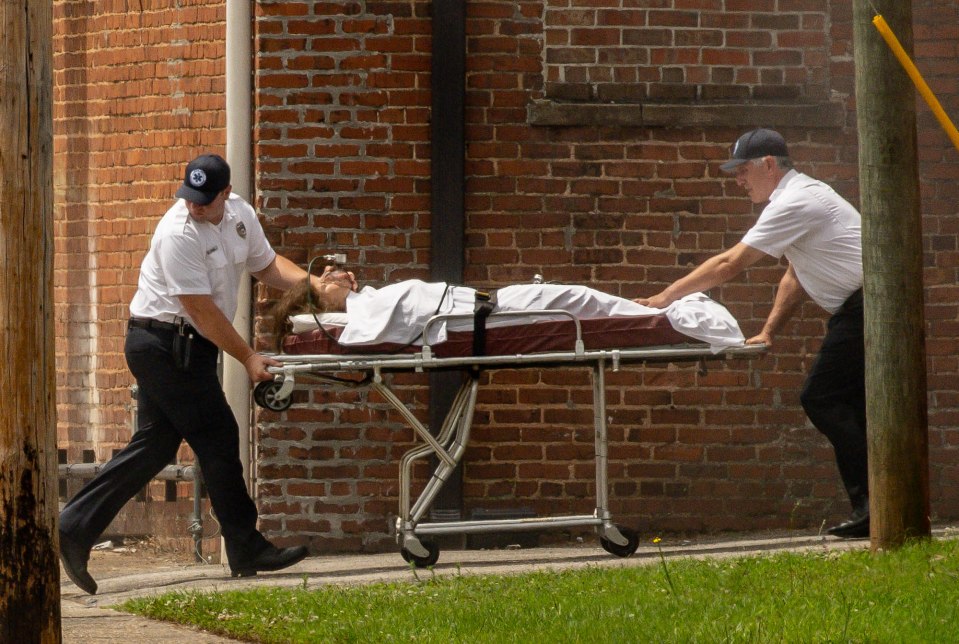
top-left (224, 0), bottom-right (254, 561)
top-left (429, 0), bottom-right (467, 522)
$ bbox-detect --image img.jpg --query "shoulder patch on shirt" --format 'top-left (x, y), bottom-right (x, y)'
top-left (236, 221), bottom-right (247, 239)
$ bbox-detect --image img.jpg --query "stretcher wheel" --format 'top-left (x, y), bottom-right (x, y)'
top-left (253, 380), bottom-right (292, 411)
top-left (600, 526), bottom-right (639, 558)
top-left (400, 540), bottom-right (440, 568)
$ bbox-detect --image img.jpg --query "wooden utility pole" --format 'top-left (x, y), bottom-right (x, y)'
top-left (0, 0), bottom-right (61, 640)
top-left (852, 0), bottom-right (930, 549)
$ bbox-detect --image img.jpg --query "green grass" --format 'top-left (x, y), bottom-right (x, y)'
top-left (123, 538), bottom-right (959, 643)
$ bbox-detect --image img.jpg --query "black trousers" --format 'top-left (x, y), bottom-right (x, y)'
top-left (59, 324), bottom-right (270, 564)
top-left (800, 289), bottom-right (868, 509)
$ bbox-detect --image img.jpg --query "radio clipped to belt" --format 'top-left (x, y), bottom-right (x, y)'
top-left (172, 318), bottom-right (195, 371)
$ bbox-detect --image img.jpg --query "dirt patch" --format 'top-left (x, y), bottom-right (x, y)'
top-left (85, 536), bottom-right (214, 579)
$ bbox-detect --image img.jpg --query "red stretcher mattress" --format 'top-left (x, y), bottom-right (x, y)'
top-left (281, 313), bottom-right (697, 358)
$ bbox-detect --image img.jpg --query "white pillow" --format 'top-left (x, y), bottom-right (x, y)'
top-left (289, 312), bottom-right (349, 334)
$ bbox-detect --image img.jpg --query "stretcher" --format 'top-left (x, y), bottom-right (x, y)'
top-left (254, 307), bottom-right (765, 567)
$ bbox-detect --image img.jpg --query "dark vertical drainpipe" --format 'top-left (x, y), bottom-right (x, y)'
top-left (428, 0), bottom-right (466, 520)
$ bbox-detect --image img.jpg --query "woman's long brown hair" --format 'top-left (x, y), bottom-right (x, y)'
top-left (269, 278), bottom-right (331, 351)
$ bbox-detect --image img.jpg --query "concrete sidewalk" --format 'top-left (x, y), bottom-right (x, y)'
top-left (66, 527), bottom-right (943, 642)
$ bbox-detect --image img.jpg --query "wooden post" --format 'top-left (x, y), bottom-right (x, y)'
top-left (852, 0), bottom-right (930, 549)
top-left (0, 0), bottom-right (60, 640)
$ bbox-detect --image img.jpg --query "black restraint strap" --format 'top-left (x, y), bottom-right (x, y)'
top-left (473, 289), bottom-right (498, 356)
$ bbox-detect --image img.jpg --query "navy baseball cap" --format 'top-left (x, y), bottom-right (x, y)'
top-left (175, 154), bottom-right (231, 205)
top-left (720, 129), bottom-right (789, 172)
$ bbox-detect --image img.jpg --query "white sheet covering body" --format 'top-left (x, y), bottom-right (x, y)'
top-left (289, 281), bottom-right (745, 351)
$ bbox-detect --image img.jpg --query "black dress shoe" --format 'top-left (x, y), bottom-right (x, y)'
top-left (827, 508), bottom-right (870, 539)
top-left (230, 544), bottom-right (308, 578)
top-left (59, 530), bottom-right (98, 595)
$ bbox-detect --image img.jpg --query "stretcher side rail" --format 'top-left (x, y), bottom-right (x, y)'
top-left (257, 343), bottom-right (764, 419)
top-left (265, 343), bottom-right (765, 377)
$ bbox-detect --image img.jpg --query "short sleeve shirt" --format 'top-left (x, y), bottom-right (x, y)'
top-left (129, 194), bottom-right (276, 325)
top-left (741, 170), bottom-right (863, 313)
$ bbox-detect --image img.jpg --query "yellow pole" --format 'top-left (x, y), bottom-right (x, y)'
top-left (872, 14), bottom-right (959, 154)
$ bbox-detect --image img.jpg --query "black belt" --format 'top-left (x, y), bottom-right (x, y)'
top-left (128, 317), bottom-right (194, 334)
top-left (841, 288), bottom-right (863, 312)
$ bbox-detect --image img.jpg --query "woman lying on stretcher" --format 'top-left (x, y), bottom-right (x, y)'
top-left (269, 266), bottom-right (746, 351)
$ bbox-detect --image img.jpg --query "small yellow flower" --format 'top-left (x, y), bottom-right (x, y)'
top-left (653, 537), bottom-right (662, 544)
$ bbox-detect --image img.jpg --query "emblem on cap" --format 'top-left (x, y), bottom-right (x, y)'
top-left (190, 168), bottom-right (208, 187)
top-left (236, 221), bottom-right (247, 239)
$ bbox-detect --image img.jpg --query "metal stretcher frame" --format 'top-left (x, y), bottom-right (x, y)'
top-left (256, 309), bottom-right (766, 567)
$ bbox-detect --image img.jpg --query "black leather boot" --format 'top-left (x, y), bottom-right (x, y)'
top-left (827, 495), bottom-right (869, 539)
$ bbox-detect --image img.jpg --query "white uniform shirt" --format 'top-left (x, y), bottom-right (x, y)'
top-left (309, 280), bottom-right (744, 351)
top-left (740, 170), bottom-right (863, 313)
top-left (130, 194), bottom-right (276, 326)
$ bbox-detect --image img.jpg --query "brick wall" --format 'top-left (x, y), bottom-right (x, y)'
top-left (251, 0), bottom-right (435, 550)
top-left (53, 0), bottom-right (228, 519)
top-left (252, 0), bottom-right (959, 549)
top-left (55, 0), bottom-right (959, 552)
top-left (913, 0), bottom-right (959, 511)
top-left (457, 0), bottom-right (832, 534)
top-left (543, 0), bottom-right (830, 103)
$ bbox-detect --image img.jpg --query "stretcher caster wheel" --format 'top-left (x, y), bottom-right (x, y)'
top-left (400, 540), bottom-right (440, 568)
top-left (600, 526), bottom-right (639, 558)
top-left (253, 380), bottom-right (292, 411)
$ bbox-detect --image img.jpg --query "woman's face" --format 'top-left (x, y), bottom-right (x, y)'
top-left (316, 279), bottom-right (354, 311)
top-left (326, 269), bottom-right (357, 291)
top-left (312, 265), bottom-right (359, 311)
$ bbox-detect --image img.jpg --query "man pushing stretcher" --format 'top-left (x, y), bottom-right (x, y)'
top-left (636, 129), bottom-right (868, 539)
